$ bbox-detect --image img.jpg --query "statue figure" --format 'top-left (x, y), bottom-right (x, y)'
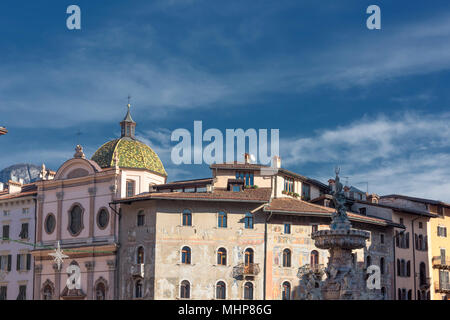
top-left (330, 167), bottom-right (351, 230)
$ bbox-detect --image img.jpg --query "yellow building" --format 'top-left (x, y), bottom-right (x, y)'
top-left (381, 195), bottom-right (450, 300)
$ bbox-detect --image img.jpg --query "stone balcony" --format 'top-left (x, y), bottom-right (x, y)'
top-left (434, 281), bottom-right (450, 293)
top-left (232, 263), bottom-right (260, 279)
top-left (131, 263), bottom-right (145, 278)
top-left (432, 256), bottom-right (450, 269)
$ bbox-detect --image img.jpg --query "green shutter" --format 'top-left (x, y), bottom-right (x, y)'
top-left (26, 254), bottom-right (31, 270)
top-left (16, 254), bottom-right (20, 271)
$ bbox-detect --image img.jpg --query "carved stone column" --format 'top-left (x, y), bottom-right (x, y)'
top-left (107, 259), bottom-right (116, 300)
top-left (36, 195), bottom-right (45, 243)
top-left (85, 261), bottom-right (95, 300)
top-left (52, 263), bottom-right (62, 300)
top-left (56, 192), bottom-right (64, 240)
top-left (88, 187), bottom-right (96, 239)
top-left (34, 264), bottom-right (43, 300)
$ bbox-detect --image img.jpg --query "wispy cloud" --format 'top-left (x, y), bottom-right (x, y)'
top-left (281, 111), bottom-right (450, 202)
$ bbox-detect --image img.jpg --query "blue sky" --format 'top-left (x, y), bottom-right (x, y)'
top-left (1, 0), bottom-right (450, 201)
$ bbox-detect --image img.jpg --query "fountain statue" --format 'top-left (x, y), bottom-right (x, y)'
top-left (311, 167), bottom-right (371, 300)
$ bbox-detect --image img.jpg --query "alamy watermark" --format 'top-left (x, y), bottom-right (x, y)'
top-left (171, 121), bottom-right (280, 168)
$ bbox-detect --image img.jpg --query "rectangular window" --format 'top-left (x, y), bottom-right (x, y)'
top-left (380, 233), bottom-right (385, 244)
top-left (311, 225), bottom-right (318, 233)
top-left (284, 178), bottom-right (294, 193)
top-left (0, 286), bottom-right (6, 300)
top-left (438, 226), bottom-right (448, 237)
top-left (218, 212), bottom-right (227, 228)
top-left (126, 180), bottom-right (135, 198)
top-left (284, 223), bottom-right (291, 234)
top-left (17, 254), bottom-right (27, 271)
top-left (399, 218), bottom-right (404, 225)
top-left (3, 210), bottom-right (9, 217)
top-left (2, 225), bottom-right (9, 240)
top-left (236, 172), bottom-right (254, 186)
top-left (359, 207), bottom-right (367, 216)
top-left (232, 185), bottom-right (241, 192)
top-left (418, 222), bottom-right (423, 229)
top-left (137, 214), bottom-right (145, 227)
top-left (17, 285), bottom-right (26, 300)
top-left (22, 208), bottom-right (29, 215)
top-left (19, 223), bottom-right (29, 239)
top-left (301, 183), bottom-right (311, 201)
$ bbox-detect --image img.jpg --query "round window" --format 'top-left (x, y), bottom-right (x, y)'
top-left (45, 214), bottom-right (56, 234)
top-left (97, 209), bottom-right (109, 229)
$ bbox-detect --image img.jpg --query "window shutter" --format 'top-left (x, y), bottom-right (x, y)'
top-left (16, 254), bottom-right (21, 271)
top-left (26, 254), bottom-right (31, 271)
top-left (7, 255), bottom-right (11, 271)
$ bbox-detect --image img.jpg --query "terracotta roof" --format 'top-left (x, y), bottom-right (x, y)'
top-left (155, 178), bottom-right (214, 190)
top-left (114, 187), bottom-right (272, 203)
top-left (0, 183), bottom-right (37, 200)
top-left (264, 197), bottom-right (397, 227)
top-left (381, 194), bottom-right (450, 208)
top-left (210, 163), bottom-right (268, 170)
top-left (355, 199), bottom-right (437, 218)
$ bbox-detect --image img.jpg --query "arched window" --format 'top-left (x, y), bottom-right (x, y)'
top-left (401, 259), bottom-right (406, 277)
top-left (95, 282), bottom-right (106, 300)
top-left (366, 255), bottom-right (371, 269)
top-left (406, 261), bottom-right (411, 277)
top-left (244, 282), bottom-right (253, 300)
top-left (417, 290), bottom-right (421, 300)
top-left (380, 257), bottom-right (385, 274)
top-left (282, 281), bottom-right (291, 300)
top-left (244, 248), bottom-right (254, 266)
top-left (182, 246), bottom-right (191, 264)
top-left (283, 249), bottom-right (291, 267)
top-left (310, 250), bottom-right (319, 267)
top-left (216, 281), bottom-right (226, 299)
top-left (68, 204), bottom-right (83, 235)
top-left (407, 289), bottom-right (412, 300)
top-left (218, 211), bottom-right (227, 228)
top-left (244, 212), bottom-right (253, 229)
top-left (419, 262), bottom-right (426, 285)
top-left (137, 211), bottom-right (145, 226)
top-left (418, 235), bottom-right (423, 250)
top-left (182, 209), bottom-right (192, 226)
top-left (398, 288), bottom-right (402, 300)
top-left (217, 248), bottom-right (227, 266)
top-left (135, 280), bottom-right (143, 298)
top-left (180, 280), bottom-right (190, 299)
top-left (43, 284), bottom-right (53, 300)
top-left (137, 246), bottom-right (145, 264)
top-left (381, 287), bottom-right (386, 300)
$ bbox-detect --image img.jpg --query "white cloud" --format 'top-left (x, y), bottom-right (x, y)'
top-left (281, 112), bottom-right (450, 202)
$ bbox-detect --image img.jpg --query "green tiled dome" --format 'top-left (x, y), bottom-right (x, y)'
top-left (91, 137), bottom-right (167, 176)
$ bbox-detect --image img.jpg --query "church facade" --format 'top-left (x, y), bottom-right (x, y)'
top-left (31, 104), bottom-right (167, 300)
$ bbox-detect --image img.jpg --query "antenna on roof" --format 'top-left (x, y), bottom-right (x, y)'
top-left (76, 129), bottom-right (82, 146)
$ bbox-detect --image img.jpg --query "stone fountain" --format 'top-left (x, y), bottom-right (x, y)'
top-left (311, 168), bottom-right (370, 300)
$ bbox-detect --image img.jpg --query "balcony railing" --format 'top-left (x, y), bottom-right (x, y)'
top-left (432, 256), bottom-right (450, 269)
top-left (419, 277), bottom-right (431, 289)
top-left (232, 263), bottom-right (260, 278)
top-left (131, 263), bottom-right (145, 278)
top-left (297, 264), bottom-right (325, 279)
top-left (435, 281), bottom-right (450, 293)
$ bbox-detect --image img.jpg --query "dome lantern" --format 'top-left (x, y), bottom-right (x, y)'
top-left (120, 100), bottom-right (136, 139)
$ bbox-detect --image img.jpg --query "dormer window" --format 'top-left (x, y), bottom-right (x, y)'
top-left (236, 171), bottom-right (254, 186)
top-left (301, 183), bottom-right (311, 201)
top-left (284, 177), bottom-right (294, 193)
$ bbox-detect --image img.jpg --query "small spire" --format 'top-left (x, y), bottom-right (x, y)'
top-left (120, 97), bottom-right (136, 138)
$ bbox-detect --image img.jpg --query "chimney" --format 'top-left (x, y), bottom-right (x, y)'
top-left (8, 180), bottom-right (22, 194)
top-left (272, 155), bottom-right (281, 169)
top-left (367, 194), bottom-right (379, 204)
top-left (244, 153), bottom-right (250, 164)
